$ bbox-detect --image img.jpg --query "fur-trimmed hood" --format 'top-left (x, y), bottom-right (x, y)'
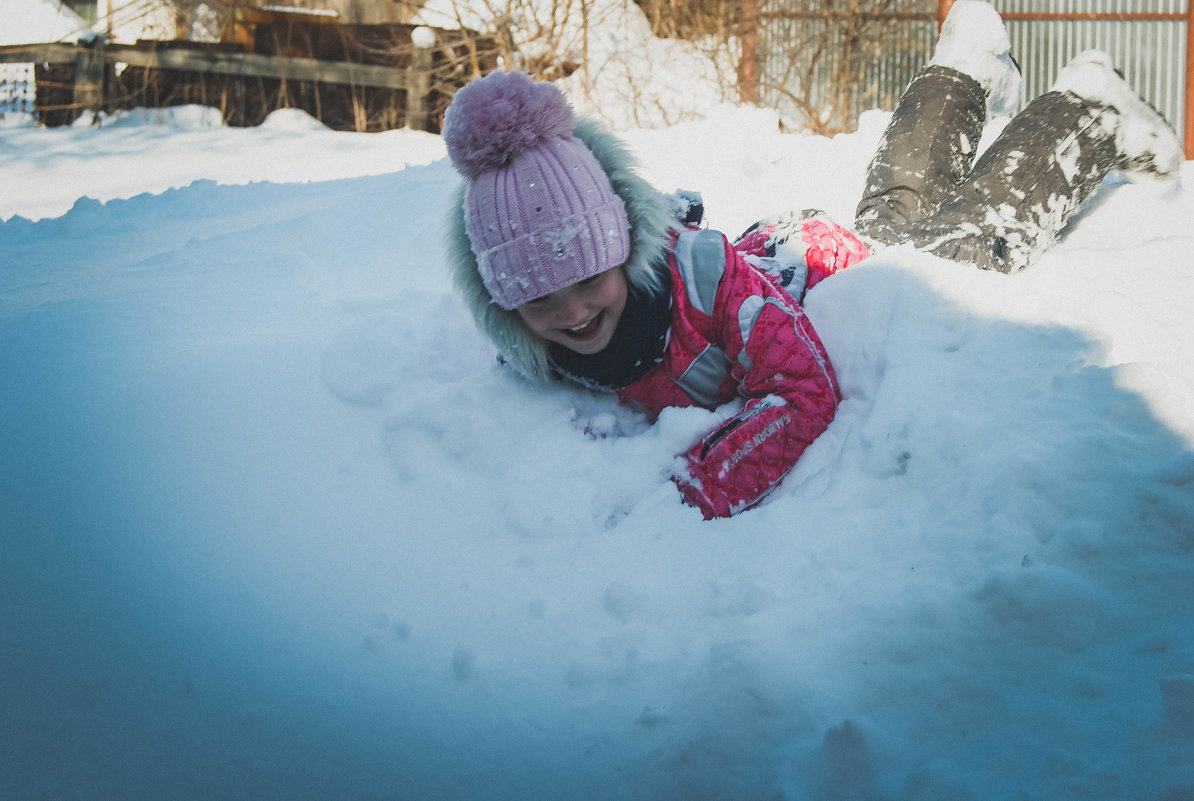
top-left (445, 116), bottom-right (678, 383)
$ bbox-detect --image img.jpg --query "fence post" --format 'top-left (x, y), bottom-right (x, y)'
top-left (1186, 0), bottom-right (1193, 159)
top-left (406, 27), bottom-right (435, 132)
top-left (937, 0), bottom-right (955, 32)
top-left (73, 39), bottom-right (104, 124)
top-left (739, 0), bottom-right (758, 103)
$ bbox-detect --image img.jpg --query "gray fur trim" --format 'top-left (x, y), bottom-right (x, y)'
top-left (445, 114), bottom-right (678, 383)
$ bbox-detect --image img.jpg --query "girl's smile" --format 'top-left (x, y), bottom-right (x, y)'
top-left (515, 267), bottom-right (629, 355)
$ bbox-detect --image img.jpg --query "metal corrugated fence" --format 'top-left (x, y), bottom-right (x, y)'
top-left (756, 0), bottom-right (1189, 152)
top-left (998, 0), bottom-right (1187, 135)
top-left (756, 2), bottom-right (938, 133)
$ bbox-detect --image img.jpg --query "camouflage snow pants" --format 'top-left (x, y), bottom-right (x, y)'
top-left (854, 66), bottom-right (1119, 273)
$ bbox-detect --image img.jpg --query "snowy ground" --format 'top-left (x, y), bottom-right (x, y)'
top-left (2, 101), bottom-right (1194, 801)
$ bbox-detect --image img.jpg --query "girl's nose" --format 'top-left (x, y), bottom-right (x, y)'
top-left (554, 289), bottom-right (589, 325)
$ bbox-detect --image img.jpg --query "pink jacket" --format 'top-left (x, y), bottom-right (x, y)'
top-left (619, 219), bottom-right (867, 518)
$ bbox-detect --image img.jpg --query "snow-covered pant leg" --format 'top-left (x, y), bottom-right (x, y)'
top-left (889, 90), bottom-right (1118, 273)
top-left (855, 66), bottom-right (987, 237)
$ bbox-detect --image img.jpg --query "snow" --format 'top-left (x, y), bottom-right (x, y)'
top-left (1052, 50), bottom-right (1187, 181)
top-left (0, 106), bottom-right (445, 222)
top-left (3, 88), bottom-right (1194, 801)
top-left (928, 0), bottom-right (1021, 117)
top-left (410, 25), bottom-right (437, 49)
top-left (0, 0), bottom-right (89, 44)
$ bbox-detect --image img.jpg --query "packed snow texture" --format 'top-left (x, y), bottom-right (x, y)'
top-left (2, 100), bottom-right (1194, 801)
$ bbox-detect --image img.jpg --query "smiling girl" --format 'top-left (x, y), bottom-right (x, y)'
top-left (441, 1), bottom-right (1181, 518)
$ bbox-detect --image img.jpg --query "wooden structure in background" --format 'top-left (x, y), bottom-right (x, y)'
top-left (0, 10), bottom-right (496, 131)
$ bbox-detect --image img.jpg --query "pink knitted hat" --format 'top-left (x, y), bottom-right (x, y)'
top-left (442, 71), bottom-right (632, 310)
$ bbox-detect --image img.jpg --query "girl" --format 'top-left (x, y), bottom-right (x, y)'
top-left (442, 0), bottom-right (1182, 519)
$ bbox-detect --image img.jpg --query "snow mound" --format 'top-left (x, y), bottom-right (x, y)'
top-left (1, 84), bottom-right (1193, 801)
top-left (260, 107), bottom-right (330, 132)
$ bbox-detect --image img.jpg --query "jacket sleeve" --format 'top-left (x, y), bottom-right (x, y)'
top-left (670, 230), bottom-right (841, 518)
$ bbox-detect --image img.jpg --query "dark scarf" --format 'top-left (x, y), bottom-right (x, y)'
top-left (550, 280), bottom-right (673, 391)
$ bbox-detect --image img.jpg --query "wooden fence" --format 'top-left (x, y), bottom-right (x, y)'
top-left (0, 18), bottom-right (494, 132)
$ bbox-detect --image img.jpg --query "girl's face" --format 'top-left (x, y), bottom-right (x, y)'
top-left (515, 266), bottom-right (628, 355)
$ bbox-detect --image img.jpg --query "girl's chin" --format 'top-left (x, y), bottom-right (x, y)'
top-left (559, 336), bottom-right (612, 355)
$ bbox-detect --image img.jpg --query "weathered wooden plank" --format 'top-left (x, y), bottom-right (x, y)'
top-left (0, 43), bottom-right (80, 65)
top-left (0, 42), bottom-right (412, 91)
top-left (104, 44), bottom-right (411, 90)
top-left (405, 31), bottom-right (434, 130)
top-left (73, 46), bottom-right (104, 112)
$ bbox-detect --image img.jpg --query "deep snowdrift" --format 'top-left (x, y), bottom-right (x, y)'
top-left (2, 106), bottom-right (1194, 801)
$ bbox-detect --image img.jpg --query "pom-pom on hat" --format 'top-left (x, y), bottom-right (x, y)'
top-left (442, 71), bottom-right (631, 310)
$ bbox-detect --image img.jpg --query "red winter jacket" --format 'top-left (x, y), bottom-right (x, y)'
top-left (618, 218), bottom-right (867, 518)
